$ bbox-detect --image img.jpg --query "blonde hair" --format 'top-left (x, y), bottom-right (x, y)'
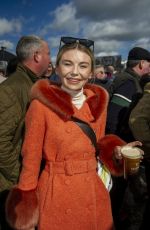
top-left (56, 43), bottom-right (95, 72)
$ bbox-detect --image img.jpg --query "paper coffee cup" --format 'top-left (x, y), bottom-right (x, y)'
top-left (121, 146), bottom-right (141, 179)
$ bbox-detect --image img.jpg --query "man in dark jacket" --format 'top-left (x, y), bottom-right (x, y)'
top-left (129, 75), bottom-right (150, 230)
top-left (106, 47), bottom-right (150, 229)
top-left (106, 47), bottom-right (150, 140)
top-left (0, 35), bottom-right (51, 229)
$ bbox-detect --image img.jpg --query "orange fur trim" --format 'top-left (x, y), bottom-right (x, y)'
top-left (98, 134), bottom-right (126, 176)
top-left (30, 79), bottom-right (73, 121)
top-left (30, 80), bottom-right (109, 121)
top-left (6, 188), bottom-right (39, 230)
top-left (86, 84), bottom-right (109, 120)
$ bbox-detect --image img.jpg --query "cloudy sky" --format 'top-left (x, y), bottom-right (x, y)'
top-left (0, 0), bottom-right (150, 62)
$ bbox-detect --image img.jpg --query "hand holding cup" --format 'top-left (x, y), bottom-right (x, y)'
top-left (121, 146), bottom-right (142, 179)
top-left (114, 141), bottom-right (144, 179)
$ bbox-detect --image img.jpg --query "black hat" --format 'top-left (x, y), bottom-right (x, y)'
top-left (128, 47), bottom-right (150, 61)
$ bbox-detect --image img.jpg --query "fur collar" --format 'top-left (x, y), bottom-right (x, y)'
top-left (30, 79), bottom-right (109, 121)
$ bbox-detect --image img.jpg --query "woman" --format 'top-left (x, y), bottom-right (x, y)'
top-left (6, 37), bottom-right (142, 230)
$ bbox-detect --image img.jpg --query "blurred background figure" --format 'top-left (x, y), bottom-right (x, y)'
top-left (90, 58), bottom-right (113, 90)
top-left (94, 64), bottom-right (106, 80)
top-left (0, 46), bottom-right (17, 82)
top-left (105, 65), bottom-right (116, 81)
top-left (48, 62), bottom-right (61, 82)
top-left (0, 61), bottom-right (7, 83)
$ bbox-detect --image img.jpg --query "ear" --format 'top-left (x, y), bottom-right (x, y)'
top-left (139, 60), bottom-right (144, 69)
top-left (34, 51), bottom-right (40, 63)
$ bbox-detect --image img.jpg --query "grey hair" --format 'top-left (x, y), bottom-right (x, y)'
top-left (16, 35), bottom-right (45, 61)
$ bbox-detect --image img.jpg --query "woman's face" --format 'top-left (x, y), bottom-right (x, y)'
top-left (94, 66), bottom-right (106, 80)
top-left (56, 49), bottom-right (92, 91)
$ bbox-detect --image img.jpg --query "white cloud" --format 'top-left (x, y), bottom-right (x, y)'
top-left (40, 2), bottom-right (80, 36)
top-left (48, 36), bottom-right (60, 49)
top-left (82, 20), bottom-right (127, 40)
top-left (0, 18), bottom-right (22, 35)
top-left (133, 38), bottom-right (150, 50)
top-left (94, 39), bottom-right (123, 56)
top-left (50, 2), bottom-right (80, 33)
top-left (0, 40), bottom-right (14, 50)
top-left (96, 51), bottom-right (119, 57)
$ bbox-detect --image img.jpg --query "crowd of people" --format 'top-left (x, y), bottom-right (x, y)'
top-left (0, 35), bottom-right (150, 230)
top-left (106, 47), bottom-right (150, 230)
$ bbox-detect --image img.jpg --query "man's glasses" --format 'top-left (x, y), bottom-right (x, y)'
top-left (59, 36), bottom-right (94, 52)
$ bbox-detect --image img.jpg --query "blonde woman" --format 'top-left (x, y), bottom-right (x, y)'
top-left (6, 37), bottom-right (142, 230)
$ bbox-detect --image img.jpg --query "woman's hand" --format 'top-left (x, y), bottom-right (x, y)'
top-left (114, 141), bottom-right (144, 160)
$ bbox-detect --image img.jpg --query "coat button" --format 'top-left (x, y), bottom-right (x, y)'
top-left (66, 208), bottom-right (71, 214)
top-left (85, 177), bottom-right (90, 182)
top-left (66, 127), bottom-right (71, 133)
top-left (65, 179), bottom-right (70, 185)
top-left (83, 153), bottom-right (88, 158)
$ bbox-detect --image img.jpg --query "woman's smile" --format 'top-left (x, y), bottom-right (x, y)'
top-left (66, 77), bottom-right (82, 84)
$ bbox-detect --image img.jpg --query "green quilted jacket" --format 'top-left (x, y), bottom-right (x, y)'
top-left (129, 82), bottom-right (150, 160)
top-left (0, 64), bottom-right (38, 192)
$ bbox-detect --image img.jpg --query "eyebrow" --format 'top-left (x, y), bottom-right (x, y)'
top-left (61, 59), bottom-right (90, 65)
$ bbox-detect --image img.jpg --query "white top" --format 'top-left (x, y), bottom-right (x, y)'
top-left (61, 86), bottom-right (86, 109)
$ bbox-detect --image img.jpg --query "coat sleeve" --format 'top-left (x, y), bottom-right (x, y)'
top-left (0, 86), bottom-right (22, 192)
top-left (129, 83), bottom-right (150, 157)
top-left (5, 187), bottom-right (39, 230)
top-left (98, 134), bottom-right (126, 176)
top-left (6, 99), bottom-right (45, 229)
top-left (18, 99), bottom-right (46, 190)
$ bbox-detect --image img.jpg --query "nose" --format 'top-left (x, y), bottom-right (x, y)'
top-left (72, 64), bottom-right (79, 75)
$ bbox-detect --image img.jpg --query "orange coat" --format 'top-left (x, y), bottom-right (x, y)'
top-left (6, 80), bottom-right (125, 230)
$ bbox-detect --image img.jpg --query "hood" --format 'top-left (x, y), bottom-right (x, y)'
top-left (30, 79), bottom-right (109, 121)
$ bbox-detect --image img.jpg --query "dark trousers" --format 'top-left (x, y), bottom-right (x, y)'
top-left (110, 176), bottom-right (127, 229)
top-left (0, 190), bottom-right (13, 230)
top-left (110, 166), bottom-right (148, 230)
top-left (140, 160), bottom-right (150, 230)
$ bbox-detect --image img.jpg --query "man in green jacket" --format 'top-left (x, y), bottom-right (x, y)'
top-left (129, 77), bottom-right (150, 229)
top-left (0, 35), bottom-right (51, 229)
